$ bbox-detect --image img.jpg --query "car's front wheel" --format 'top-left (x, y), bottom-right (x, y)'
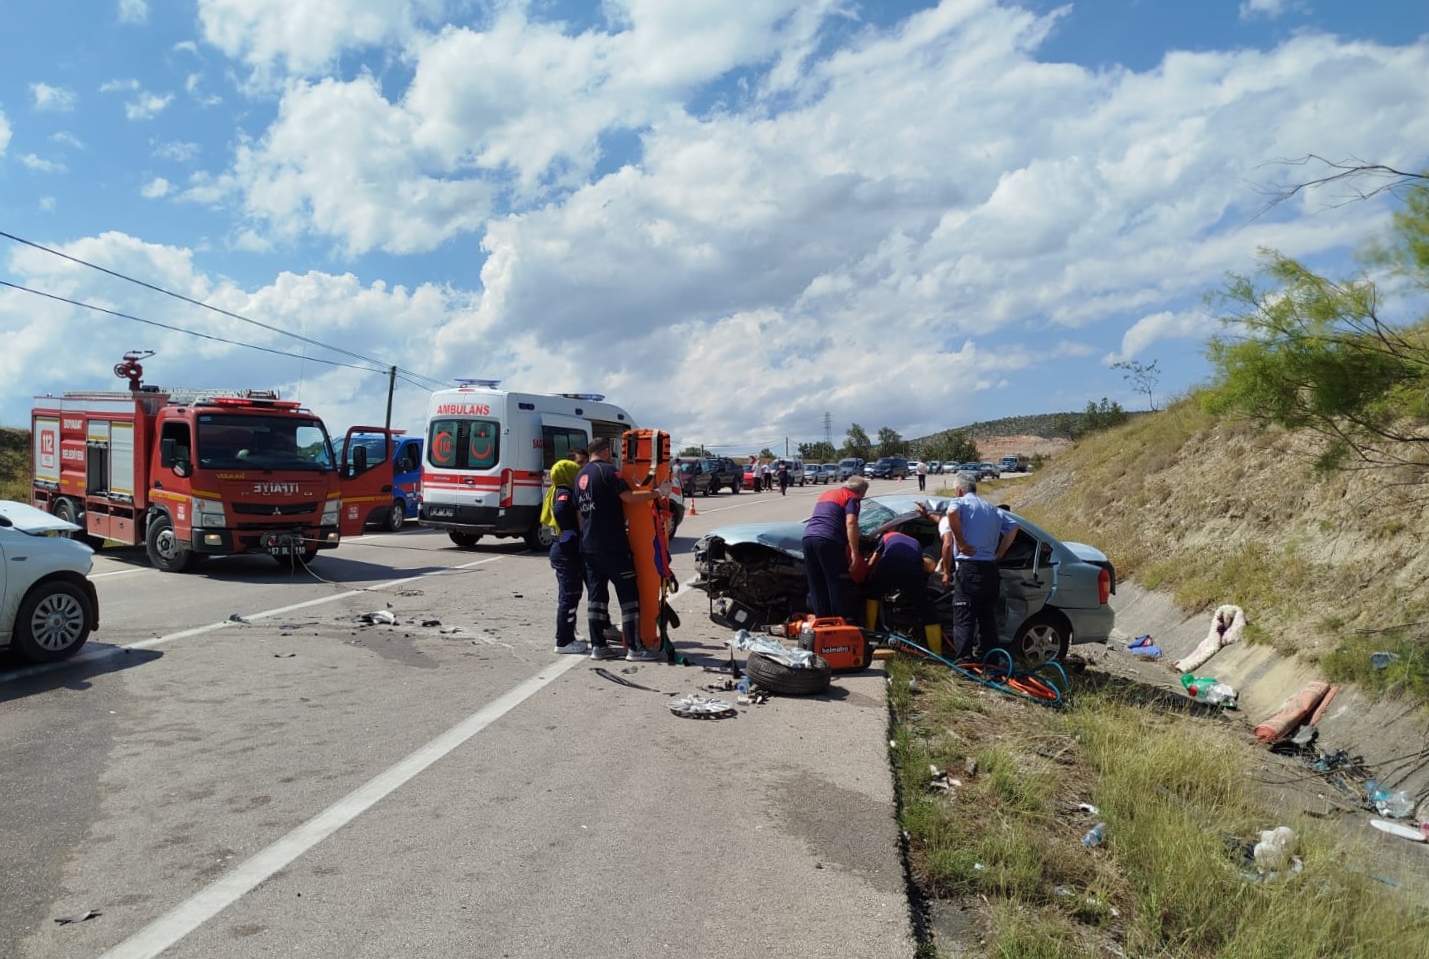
top-left (145, 514), bottom-right (195, 572)
top-left (13, 580), bottom-right (94, 662)
top-left (385, 501), bottom-right (406, 532)
top-left (1011, 610), bottom-right (1071, 666)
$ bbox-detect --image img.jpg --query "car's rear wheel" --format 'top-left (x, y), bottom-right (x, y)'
top-left (524, 522), bottom-right (556, 551)
top-left (385, 501), bottom-right (406, 532)
top-left (54, 498), bottom-right (104, 550)
top-left (13, 580), bottom-right (93, 662)
top-left (1011, 610), bottom-right (1071, 666)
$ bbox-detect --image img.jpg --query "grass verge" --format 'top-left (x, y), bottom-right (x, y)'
top-left (886, 653), bottom-right (1429, 958)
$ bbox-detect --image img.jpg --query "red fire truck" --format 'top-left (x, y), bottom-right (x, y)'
top-left (31, 353), bottom-right (391, 571)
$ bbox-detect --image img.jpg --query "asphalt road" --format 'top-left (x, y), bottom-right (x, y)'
top-left (2, 480), bottom-right (916, 959)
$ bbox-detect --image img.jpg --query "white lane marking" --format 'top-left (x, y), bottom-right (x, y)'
top-left (90, 568), bottom-right (149, 579)
top-left (96, 655), bottom-right (583, 959)
top-left (0, 556), bottom-right (504, 686)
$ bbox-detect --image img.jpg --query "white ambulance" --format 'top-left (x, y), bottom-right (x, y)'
top-left (418, 381), bottom-right (679, 549)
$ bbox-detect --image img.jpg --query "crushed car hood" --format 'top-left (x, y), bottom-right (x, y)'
top-left (703, 521), bottom-right (810, 557)
top-left (0, 500), bottom-right (81, 535)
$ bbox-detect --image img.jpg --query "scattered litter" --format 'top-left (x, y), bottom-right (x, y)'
top-left (1366, 782), bottom-right (1416, 819)
top-left (54, 910), bottom-right (100, 925)
top-left (1175, 604), bottom-right (1246, 672)
top-left (226, 614), bottom-right (249, 624)
top-left (358, 610), bottom-right (397, 626)
top-left (594, 667), bottom-right (660, 693)
top-left (1181, 673), bottom-right (1238, 707)
top-left (965, 757), bottom-right (978, 777)
top-left (1371, 651), bottom-right (1400, 670)
top-left (512, 592), bottom-right (524, 599)
top-left (705, 679), bottom-right (736, 692)
top-left (1078, 803), bottom-right (1100, 816)
top-left (440, 627), bottom-right (464, 635)
top-left (421, 619), bottom-right (442, 627)
top-left (1370, 819), bottom-right (1428, 843)
top-left (1253, 826), bottom-right (1299, 874)
top-left (1126, 635), bottom-right (1161, 659)
top-left (273, 652), bottom-right (296, 658)
top-left (1053, 885), bottom-right (1074, 898)
top-left (729, 629), bottom-right (817, 668)
top-left (668, 694), bottom-right (737, 719)
top-left (1082, 822), bottom-right (1107, 847)
top-left (1255, 681), bottom-right (1334, 744)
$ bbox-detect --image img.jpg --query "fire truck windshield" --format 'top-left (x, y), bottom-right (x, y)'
top-left (196, 414), bottom-right (335, 471)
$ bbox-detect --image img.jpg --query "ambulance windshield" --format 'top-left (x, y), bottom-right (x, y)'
top-left (196, 414), bottom-right (335, 471)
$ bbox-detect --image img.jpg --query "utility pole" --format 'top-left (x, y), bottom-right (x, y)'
top-left (785, 436), bottom-right (789, 457)
top-left (823, 411), bottom-right (832, 450)
top-left (384, 366), bottom-right (396, 433)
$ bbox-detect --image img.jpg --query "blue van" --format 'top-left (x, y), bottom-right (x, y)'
top-left (340, 432), bottom-right (424, 531)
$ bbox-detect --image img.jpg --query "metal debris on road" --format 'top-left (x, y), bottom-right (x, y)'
top-left (55, 910), bottom-right (100, 925)
top-left (668, 694), bottom-right (737, 719)
top-left (358, 610), bottom-right (397, 625)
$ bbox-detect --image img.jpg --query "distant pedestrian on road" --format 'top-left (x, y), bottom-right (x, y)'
top-left (943, 473), bottom-right (1017, 661)
top-left (777, 460), bottom-right (791, 496)
top-left (575, 437), bottom-right (670, 662)
top-left (916, 459), bottom-right (928, 492)
top-left (802, 477), bottom-right (869, 620)
top-left (760, 462), bottom-right (772, 492)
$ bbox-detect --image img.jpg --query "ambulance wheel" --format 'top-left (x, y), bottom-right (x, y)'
top-left (145, 515), bottom-right (195, 573)
top-left (385, 501), bottom-right (406, 532)
top-left (744, 651), bottom-right (832, 696)
top-left (448, 532), bottom-right (483, 549)
top-left (524, 523), bottom-right (555, 551)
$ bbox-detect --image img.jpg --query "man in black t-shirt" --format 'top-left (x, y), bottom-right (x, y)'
top-left (574, 437), bottom-right (668, 662)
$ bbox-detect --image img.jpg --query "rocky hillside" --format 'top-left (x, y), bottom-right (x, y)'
top-left (998, 397), bottom-right (1429, 686)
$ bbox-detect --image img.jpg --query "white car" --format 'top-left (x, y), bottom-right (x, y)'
top-left (0, 501), bottom-right (100, 663)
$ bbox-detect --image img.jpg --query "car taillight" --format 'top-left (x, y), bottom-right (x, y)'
top-left (499, 469), bottom-right (514, 508)
top-left (1098, 567), bottom-right (1111, 605)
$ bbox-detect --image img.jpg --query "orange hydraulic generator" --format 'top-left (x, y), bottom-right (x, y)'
top-left (789, 615), bottom-right (872, 672)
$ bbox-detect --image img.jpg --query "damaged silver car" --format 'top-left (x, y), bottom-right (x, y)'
top-left (691, 493), bottom-right (1116, 664)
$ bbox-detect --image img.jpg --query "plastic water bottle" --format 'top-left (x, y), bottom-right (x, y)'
top-left (1082, 823), bottom-right (1106, 847)
top-left (1367, 781), bottom-right (1415, 818)
top-left (1181, 674), bottom-right (1238, 707)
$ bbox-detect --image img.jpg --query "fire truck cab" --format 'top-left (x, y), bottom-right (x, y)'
top-left (30, 356), bottom-right (377, 571)
top-left (418, 381), bottom-right (637, 550)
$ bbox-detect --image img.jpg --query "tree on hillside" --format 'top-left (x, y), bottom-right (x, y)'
top-left (1079, 398), bottom-right (1129, 436)
top-left (679, 445), bottom-right (704, 457)
top-left (876, 427), bottom-right (906, 457)
top-left (758, 447), bottom-right (776, 460)
top-left (1205, 176), bottom-right (1429, 475)
top-left (1112, 358), bottom-right (1161, 411)
top-left (799, 440), bottom-right (836, 463)
top-left (842, 424), bottom-right (873, 461)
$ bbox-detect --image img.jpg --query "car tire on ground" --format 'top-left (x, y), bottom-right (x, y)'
top-left (1011, 610), bottom-right (1072, 666)
top-left (745, 651), bottom-right (833, 696)
top-left (386, 501), bottom-right (406, 532)
top-left (448, 531), bottom-right (483, 549)
top-left (12, 580), bottom-right (94, 663)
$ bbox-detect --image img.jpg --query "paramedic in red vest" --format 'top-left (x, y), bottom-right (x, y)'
top-left (944, 471), bottom-right (1018, 660)
top-left (575, 437), bottom-right (669, 662)
top-left (802, 476), bottom-right (869, 620)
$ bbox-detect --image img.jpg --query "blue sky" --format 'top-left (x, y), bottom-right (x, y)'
top-left (2, 0), bottom-right (1428, 454)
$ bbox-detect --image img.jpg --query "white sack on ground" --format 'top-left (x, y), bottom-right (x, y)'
top-left (1174, 604), bottom-right (1247, 672)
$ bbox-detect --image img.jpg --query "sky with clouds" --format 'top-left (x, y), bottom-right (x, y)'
top-left (2, 0), bottom-right (1427, 455)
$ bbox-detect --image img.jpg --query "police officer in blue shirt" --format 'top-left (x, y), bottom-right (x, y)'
top-left (944, 472), bottom-right (1018, 661)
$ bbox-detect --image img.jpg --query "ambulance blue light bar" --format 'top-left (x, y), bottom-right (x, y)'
top-left (559, 392), bottom-right (606, 401)
top-left (454, 378), bottom-right (502, 388)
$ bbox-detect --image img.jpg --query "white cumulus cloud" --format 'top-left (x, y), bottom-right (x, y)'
top-left (118, 0), bottom-right (149, 24)
top-left (31, 83), bottom-right (78, 111)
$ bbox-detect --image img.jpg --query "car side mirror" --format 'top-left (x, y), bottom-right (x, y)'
top-left (351, 445), bottom-right (369, 477)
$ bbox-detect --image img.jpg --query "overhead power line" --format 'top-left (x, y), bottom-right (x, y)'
top-left (0, 229), bottom-right (450, 392)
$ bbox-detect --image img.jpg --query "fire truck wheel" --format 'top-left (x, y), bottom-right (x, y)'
top-left (524, 522), bottom-right (556, 551)
top-left (54, 499), bottom-right (104, 550)
top-left (385, 501), bottom-right (406, 532)
top-left (448, 532), bottom-right (483, 549)
top-left (744, 651), bottom-right (832, 696)
top-left (145, 515), bottom-right (195, 572)
top-left (13, 581), bottom-right (93, 662)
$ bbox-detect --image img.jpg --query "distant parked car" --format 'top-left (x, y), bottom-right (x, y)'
top-left (802, 463), bottom-right (821, 484)
top-left (692, 493), bottom-right (1117, 664)
top-left (927, 461), bottom-right (943, 474)
top-left (838, 457), bottom-right (865, 480)
top-left (870, 456), bottom-right (910, 479)
top-left (818, 463), bottom-right (840, 483)
top-left (978, 462), bottom-right (1001, 480)
top-left (0, 501), bottom-right (101, 663)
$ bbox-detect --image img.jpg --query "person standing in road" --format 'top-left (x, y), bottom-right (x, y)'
top-left (575, 437), bottom-right (670, 662)
top-left (944, 473), bottom-right (1018, 661)
top-left (541, 459), bottom-right (587, 654)
top-left (916, 459), bottom-right (928, 492)
top-left (802, 476), bottom-right (869, 620)
top-left (777, 459), bottom-right (791, 496)
top-left (761, 461), bottom-right (772, 493)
